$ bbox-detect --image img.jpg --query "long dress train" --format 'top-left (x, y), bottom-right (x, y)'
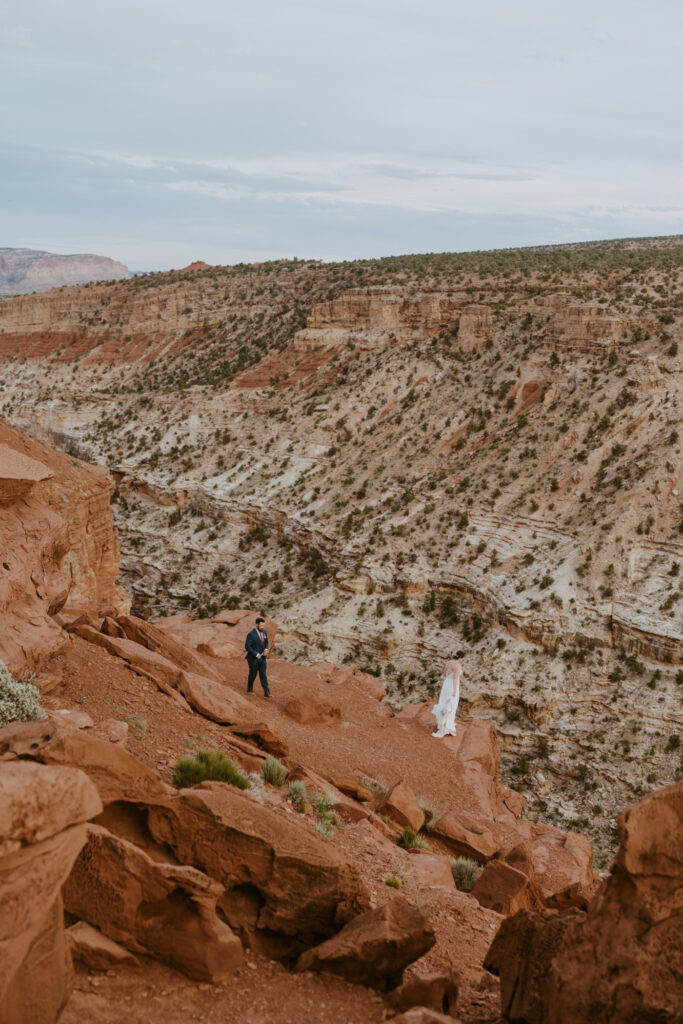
top-left (431, 663), bottom-right (461, 738)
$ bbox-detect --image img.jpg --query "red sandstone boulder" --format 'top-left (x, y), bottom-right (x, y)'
top-left (472, 860), bottom-right (535, 916)
top-left (36, 728), bottom-right (170, 806)
top-left (229, 721), bottom-right (289, 758)
top-left (295, 896), bottom-right (436, 991)
top-left (66, 921), bottom-right (139, 970)
top-left (0, 443), bottom-right (53, 503)
top-left (503, 825), bottom-right (597, 910)
top-left (286, 763), bottom-right (376, 826)
top-left (386, 971), bottom-right (459, 1016)
top-left (390, 1010), bottom-right (463, 1024)
top-left (71, 624), bottom-right (254, 723)
top-left (0, 759), bottom-right (101, 855)
top-left (145, 782), bottom-right (370, 958)
top-left (115, 613), bottom-right (222, 682)
top-left (430, 811), bottom-right (499, 863)
top-left (283, 695), bottom-right (342, 725)
top-left (0, 719), bottom-right (169, 807)
top-left (329, 775), bottom-right (374, 802)
top-left (408, 853), bottom-right (456, 890)
top-left (375, 780), bottom-right (425, 832)
top-left (485, 781), bottom-right (683, 1023)
top-left (0, 761), bottom-right (102, 1024)
top-left (64, 823), bottom-right (242, 981)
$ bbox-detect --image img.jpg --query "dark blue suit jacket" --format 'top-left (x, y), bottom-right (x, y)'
top-left (245, 627), bottom-right (269, 660)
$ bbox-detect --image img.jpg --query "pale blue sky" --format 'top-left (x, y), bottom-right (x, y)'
top-left (1, 0), bottom-right (681, 269)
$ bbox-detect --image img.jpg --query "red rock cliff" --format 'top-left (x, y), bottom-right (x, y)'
top-left (0, 422), bottom-right (128, 675)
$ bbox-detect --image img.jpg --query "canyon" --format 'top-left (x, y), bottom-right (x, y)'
top-left (0, 238), bottom-right (681, 867)
top-left (0, 414), bottom-right (680, 1023)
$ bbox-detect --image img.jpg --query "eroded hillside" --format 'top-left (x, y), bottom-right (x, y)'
top-left (1, 238), bottom-right (682, 864)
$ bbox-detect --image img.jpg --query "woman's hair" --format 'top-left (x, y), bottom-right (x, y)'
top-left (455, 649), bottom-right (465, 659)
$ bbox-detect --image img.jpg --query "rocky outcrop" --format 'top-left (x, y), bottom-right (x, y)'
top-left (375, 780), bottom-right (425, 833)
top-left (0, 761), bottom-right (101, 1024)
top-left (0, 247), bottom-right (129, 297)
top-left (528, 293), bottom-right (631, 354)
top-left (294, 287), bottom-right (490, 353)
top-left (0, 422), bottom-right (127, 675)
top-left (295, 896), bottom-right (436, 990)
top-left (64, 823), bottom-right (243, 981)
top-left (485, 781), bottom-right (683, 1023)
top-left (145, 782), bottom-right (371, 960)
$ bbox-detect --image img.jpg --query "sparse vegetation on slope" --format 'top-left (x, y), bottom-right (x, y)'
top-left (1, 235), bottom-right (682, 864)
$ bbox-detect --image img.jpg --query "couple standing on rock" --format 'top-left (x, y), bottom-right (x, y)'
top-left (243, 615), bottom-right (463, 731)
top-left (432, 650), bottom-right (465, 738)
top-left (244, 616), bottom-right (272, 698)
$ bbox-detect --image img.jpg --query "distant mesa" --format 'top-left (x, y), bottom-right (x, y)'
top-left (0, 247), bottom-right (130, 296)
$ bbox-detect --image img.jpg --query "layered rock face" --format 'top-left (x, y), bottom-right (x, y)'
top-left (0, 422), bottom-right (127, 675)
top-left (0, 248), bottom-right (129, 297)
top-left (485, 780), bottom-right (683, 1023)
top-left (0, 240), bottom-right (681, 863)
top-left (295, 287), bottom-right (492, 353)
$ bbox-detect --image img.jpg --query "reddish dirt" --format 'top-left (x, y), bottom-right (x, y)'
top-left (45, 634), bottom-right (507, 1022)
top-left (48, 638), bottom-right (503, 827)
top-left (61, 955), bottom-right (386, 1024)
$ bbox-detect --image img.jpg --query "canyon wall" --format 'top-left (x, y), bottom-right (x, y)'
top-left (0, 421), bottom-right (128, 675)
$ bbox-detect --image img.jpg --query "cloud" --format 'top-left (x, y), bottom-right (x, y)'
top-left (0, 0), bottom-right (681, 267)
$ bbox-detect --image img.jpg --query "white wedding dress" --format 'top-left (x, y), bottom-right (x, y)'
top-left (432, 662), bottom-right (461, 738)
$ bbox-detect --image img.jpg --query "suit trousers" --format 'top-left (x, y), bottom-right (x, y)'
top-left (246, 655), bottom-right (270, 695)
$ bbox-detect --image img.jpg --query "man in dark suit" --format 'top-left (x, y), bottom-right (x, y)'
top-left (245, 616), bottom-right (271, 697)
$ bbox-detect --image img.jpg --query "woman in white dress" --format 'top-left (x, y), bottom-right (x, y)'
top-left (432, 650), bottom-right (464, 738)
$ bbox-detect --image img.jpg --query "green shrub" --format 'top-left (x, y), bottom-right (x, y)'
top-left (397, 828), bottom-right (430, 851)
top-left (310, 790), bottom-right (334, 815)
top-left (419, 801), bottom-right (441, 831)
top-left (385, 876), bottom-right (401, 889)
top-left (0, 661), bottom-right (45, 728)
top-left (310, 791), bottom-right (336, 831)
top-left (261, 755), bottom-right (287, 786)
top-left (449, 856), bottom-right (482, 892)
top-left (173, 749), bottom-right (249, 789)
top-left (287, 780), bottom-right (307, 811)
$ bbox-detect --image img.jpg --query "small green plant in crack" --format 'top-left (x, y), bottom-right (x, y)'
top-left (397, 827), bottom-right (430, 851)
top-left (287, 780), bottom-right (307, 812)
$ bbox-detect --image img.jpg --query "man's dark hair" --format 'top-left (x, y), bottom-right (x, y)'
top-left (455, 649), bottom-right (465, 659)
top-left (256, 616), bottom-right (266, 625)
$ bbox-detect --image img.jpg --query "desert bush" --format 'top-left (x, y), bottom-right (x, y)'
top-left (385, 876), bottom-right (401, 889)
top-left (449, 856), bottom-right (482, 892)
top-left (397, 828), bottom-right (430, 851)
top-left (362, 777), bottom-right (388, 795)
top-left (0, 661), bottom-right (45, 728)
top-left (261, 755), bottom-right (287, 786)
top-left (419, 801), bottom-right (441, 831)
top-left (287, 779), bottom-right (307, 811)
top-left (173, 749), bottom-right (249, 789)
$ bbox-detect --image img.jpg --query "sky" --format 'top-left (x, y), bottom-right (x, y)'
top-left (1, 0), bottom-right (682, 270)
